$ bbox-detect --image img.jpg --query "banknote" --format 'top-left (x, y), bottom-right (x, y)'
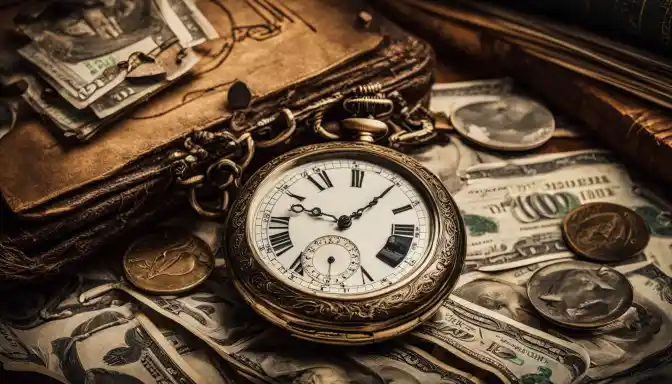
top-left (0, 271), bottom-right (203, 384)
top-left (111, 265), bottom-right (269, 379)
top-left (157, 0), bottom-right (219, 48)
top-left (431, 79), bottom-right (584, 138)
top-left (430, 78), bottom-right (514, 117)
top-left (231, 331), bottom-right (484, 384)
top-left (409, 135), bottom-right (503, 194)
top-left (158, 322), bottom-right (235, 384)
top-left (16, 0), bottom-right (215, 109)
top-left (455, 150), bottom-right (672, 273)
top-left (19, 44), bottom-right (199, 141)
top-left (88, 43), bottom-right (200, 118)
top-left (413, 295), bottom-right (590, 384)
top-left (455, 260), bottom-right (672, 382)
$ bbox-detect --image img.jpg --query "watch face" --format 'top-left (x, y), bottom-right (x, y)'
top-left (247, 155), bottom-right (434, 296)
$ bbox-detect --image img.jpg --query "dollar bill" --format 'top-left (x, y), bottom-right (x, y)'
top-left (16, 0), bottom-right (215, 109)
top-left (231, 331), bottom-right (484, 384)
top-left (455, 150), bottom-right (672, 273)
top-left (0, 271), bottom-right (203, 384)
top-left (413, 295), bottom-right (590, 384)
top-left (409, 135), bottom-right (504, 194)
top-left (158, 322), bottom-right (236, 384)
top-left (455, 260), bottom-right (672, 382)
top-left (18, 43), bottom-right (198, 141)
top-left (431, 79), bottom-right (583, 138)
top-left (157, 0), bottom-right (219, 47)
top-left (431, 78), bottom-right (514, 117)
top-left (88, 43), bottom-right (200, 119)
top-left (110, 265), bottom-right (270, 379)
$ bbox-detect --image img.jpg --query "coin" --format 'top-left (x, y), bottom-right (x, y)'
top-left (123, 228), bottom-right (215, 294)
top-left (527, 260), bottom-right (633, 329)
top-left (563, 202), bottom-right (650, 262)
top-left (451, 96), bottom-right (555, 151)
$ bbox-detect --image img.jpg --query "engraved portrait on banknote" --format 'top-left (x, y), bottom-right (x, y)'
top-left (17, 0), bottom-right (166, 62)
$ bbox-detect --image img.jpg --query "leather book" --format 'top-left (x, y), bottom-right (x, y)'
top-left (0, 0), bottom-right (435, 288)
top-left (376, 0), bottom-right (672, 190)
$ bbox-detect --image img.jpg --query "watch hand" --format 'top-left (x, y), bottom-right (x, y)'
top-left (350, 184), bottom-right (395, 219)
top-left (327, 256), bottom-right (335, 277)
top-left (290, 204), bottom-right (338, 222)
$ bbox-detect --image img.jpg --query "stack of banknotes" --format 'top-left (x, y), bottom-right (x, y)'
top-left (2, 80), bottom-right (671, 384)
top-left (1, 0), bottom-right (217, 141)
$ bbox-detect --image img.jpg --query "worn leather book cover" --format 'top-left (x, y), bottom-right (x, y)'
top-left (377, 0), bottom-right (672, 189)
top-left (0, 0), bottom-right (435, 287)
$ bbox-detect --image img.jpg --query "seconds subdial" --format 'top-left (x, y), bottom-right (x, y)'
top-left (301, 235), bottom-right (361, 285)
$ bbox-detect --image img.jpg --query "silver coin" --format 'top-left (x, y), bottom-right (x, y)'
top-left (527, 260), bottom-right (633, 329)
top-left (451, 96), bottom-right (555, 151)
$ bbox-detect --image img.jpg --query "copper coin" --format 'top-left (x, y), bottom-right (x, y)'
top-left (562, 202), bottom-right (650, 262)
top-left (527, 260), bottom-right (633, 329)
top-left (123, 228), bottom-right (215, 294)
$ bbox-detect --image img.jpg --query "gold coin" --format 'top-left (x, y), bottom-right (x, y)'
top-left (123, 228), bottom-right (215, 294)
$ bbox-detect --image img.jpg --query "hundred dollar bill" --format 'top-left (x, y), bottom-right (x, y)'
top-left (231, 331), bottom-right (484, 384)
top-left (16, 0), bottom-right (214, 109)
top-left (455, 261), bottom-right (672, 382)
top-left (455, 150), bottom-right (672, 273)
top-left (413, 295), bottom-right (590, 384)
top-left (0, 271), bottom-right (203, 384)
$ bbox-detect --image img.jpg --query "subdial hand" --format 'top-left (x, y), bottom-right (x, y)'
top-left (290, 204), bottom-right (338, 222)
top-left (327, 256), bottom-right (335, 278)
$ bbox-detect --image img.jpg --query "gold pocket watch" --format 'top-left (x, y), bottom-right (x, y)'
top-left (224, 140), bottom-right (465, 345)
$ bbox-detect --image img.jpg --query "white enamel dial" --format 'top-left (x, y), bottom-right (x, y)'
top-left (248, 157), bottom-right (432, 295)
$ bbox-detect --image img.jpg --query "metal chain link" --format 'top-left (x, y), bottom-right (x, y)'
top-left (171, 82), bottom-right (441, 218)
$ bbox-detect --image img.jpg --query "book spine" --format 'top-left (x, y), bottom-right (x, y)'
top-left (378, 0), bottom-right (672, 188)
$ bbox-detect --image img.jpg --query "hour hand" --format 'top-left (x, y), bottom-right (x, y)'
top-left (290, 204), bottom-right (338, 222)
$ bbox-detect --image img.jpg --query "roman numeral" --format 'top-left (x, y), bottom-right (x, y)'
top-left (392, 224), bottom-right (415, 238)
top-left (392, 204), bottom-right (412, 215)
top-left (351, 169), bottom-right (365, 188)
top-left (307, 171), bottom-right (333, 191)
top-left (269, 231), bottom-right (293, 256)
top-left (286, 191), bottom-right (305, 201)
top-left (361, 267), bottom-right (374, 284)
top-left (269, 216), bottom-right (289, 230)
top-left (290, 254), bottom-right (303, 275)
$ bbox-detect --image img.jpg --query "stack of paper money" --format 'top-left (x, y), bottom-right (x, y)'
top-left (2, 80), bottom-right (672, 383)
top-left (4, 0), bottom-right (217, 141)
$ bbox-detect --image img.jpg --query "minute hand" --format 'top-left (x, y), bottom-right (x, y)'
top-left (350, 185), bottom-right (394, 219)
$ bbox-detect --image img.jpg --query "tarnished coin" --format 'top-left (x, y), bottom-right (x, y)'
top-left (451, 96), bottom-right (555, 151)
top-left (123, 228), bottom-right (215, 294)
top-left (563, 202), bottom-right (650, 262)
top-left (527, 260), bottom-right (633, 329)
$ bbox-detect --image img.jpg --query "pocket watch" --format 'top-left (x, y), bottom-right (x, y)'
top-left (224, 140), bottom-right (466, 345)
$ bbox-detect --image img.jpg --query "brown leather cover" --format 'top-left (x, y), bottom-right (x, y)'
top-left (0, 1), bottom-right (436, 287)
top-left (377, 0), bottom-right (672, 189)
top-left (0, 0), bottom-right (383, 213)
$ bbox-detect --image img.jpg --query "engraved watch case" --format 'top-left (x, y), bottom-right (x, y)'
top-left (225, 141), bottom-right (466, 345)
